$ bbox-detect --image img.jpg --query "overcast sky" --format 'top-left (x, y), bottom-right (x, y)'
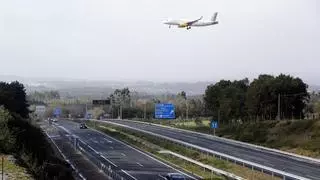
top-left (0, 0), bottom-right (319, 84)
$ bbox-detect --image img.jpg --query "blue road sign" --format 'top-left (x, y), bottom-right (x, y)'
top-left (53, 107), bottom-right (62, 116)
top-left (211, 121), bottom-right (218, 129)
top-left (155, 103), bottom-right (175, 119)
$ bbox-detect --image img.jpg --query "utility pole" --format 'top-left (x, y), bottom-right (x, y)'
top-left (120, 104), bottom-right (122, 119)
top-left (277, 94), bottom-right (281, 120)
top-left (85, 103), bottom-right (88, 119)
top-left (144, 102), bottom-right (146, 120)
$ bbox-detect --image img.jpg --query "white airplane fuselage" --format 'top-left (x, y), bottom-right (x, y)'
top-left (163, 13), bottom-right (218, 29)
top-left (164, 20), bottom-right (218, 27)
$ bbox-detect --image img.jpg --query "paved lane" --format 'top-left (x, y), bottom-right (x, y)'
top-left (104, 120), bottom-right (320, 180)
top-left (56, 120), bottom-right (196, 180)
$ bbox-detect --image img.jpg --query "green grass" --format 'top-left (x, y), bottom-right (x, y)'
top-left (86, 121), bottom-right (279, 180)
top-left (1, 155), bottom-right (33, 180)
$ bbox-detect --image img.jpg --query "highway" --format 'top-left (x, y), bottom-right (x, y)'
top-left (55, 120), bottom-right (196, 180)
top-left (102, 119), bottom-right (320, 180)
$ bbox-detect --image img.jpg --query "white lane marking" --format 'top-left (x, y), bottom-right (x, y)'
top-left (121, 153), bottom-right (126, 156)
top-left (136, 162), bottom-right (143, 167)
top-left (58, 125), bottom-right (72, 134)
top-left (100, 155), bottom-right (118, 167)
top-left (110, 147), bottom-right (114, 149)
top-left (87, 145), bottom-right (99, 154)
top-left (104, 138), bottom-right (113, 143)
top-left (49, 135), bottom-right (60, 138)
top-left (158, 174), bottom-right (166, 180)
top-left (90, 122), bottom-right (197, 180)
top-left (121, 169), bottom-right (138, 180)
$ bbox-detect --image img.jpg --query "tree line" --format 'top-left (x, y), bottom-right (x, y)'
top-left (30, 74), bottom-right (314, 122)
top-left (204, 74), bottom-right (309, 123)
top-left (0, 81), bottom-right (73, 179)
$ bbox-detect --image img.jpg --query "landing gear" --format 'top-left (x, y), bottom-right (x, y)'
top-left (187, 26), bottom-right (191, 30)
top-left (169, 25), bottom-right (171, 28)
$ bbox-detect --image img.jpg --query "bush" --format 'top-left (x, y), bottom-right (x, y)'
top-left (195, 117), bottom-right (203, 125)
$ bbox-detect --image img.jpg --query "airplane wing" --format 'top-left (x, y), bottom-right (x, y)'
top-left (186, 16), bottom-right (203, 26)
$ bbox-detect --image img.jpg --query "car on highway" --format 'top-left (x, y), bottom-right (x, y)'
top-left (79, 123), bottom-right (87, 129)
top-left (165, 173), bottom-right (186, 180)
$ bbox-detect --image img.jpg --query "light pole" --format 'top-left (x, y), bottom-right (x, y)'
top-left (144, 102), bottom-right (147, 120)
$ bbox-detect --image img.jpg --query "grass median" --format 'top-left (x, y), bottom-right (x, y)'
top-left (86, 121), bottom-right (279, 180)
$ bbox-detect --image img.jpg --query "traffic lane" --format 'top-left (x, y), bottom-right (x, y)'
top-left (57, 120), bottom-right (194, 180)
top-left (107, 120), bottom-right (320, 179)
top-left (60, 120), bottom-right (178, 172)
top-left (77, 131), bottom-right (177, 172)
top-left (44, 125), bottom-right (111, 180)
top-left (112, 120), bottom-right (320, 178)
top-left (73, 130), bottom-right (184, 180)
top-left (149, 126), bottom-right (320, 177)
top-left (55, 121), bottom-right (140, 180)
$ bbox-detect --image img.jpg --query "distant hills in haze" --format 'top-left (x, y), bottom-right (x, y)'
top-left (0, 75), bottom-right (213, 96)
top-left (1, 75), bottom-right (319, 98)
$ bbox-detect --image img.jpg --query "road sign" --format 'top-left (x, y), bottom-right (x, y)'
top-left (53, 107), bottom-right (62, 116)
top-left (155, 103), bottom-right (175, 119)
top-left (85, 112), bottom-right (92, 119)
top-left (211, 121), bottom-right (218, 129)
top-left (93, 100), bottom-right (110, 105)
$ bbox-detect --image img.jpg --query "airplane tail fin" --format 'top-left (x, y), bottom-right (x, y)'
top-left (211, 12), bottom-right (218, 22)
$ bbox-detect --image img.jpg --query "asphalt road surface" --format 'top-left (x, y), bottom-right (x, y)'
top-left (40, 123), bottom-right (110, 180)
top-left (104, 120), bottom-right (320, 180)
top-left (55, 120), bottom-right (196, 180)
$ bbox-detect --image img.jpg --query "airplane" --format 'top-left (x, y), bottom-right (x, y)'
top-left (163, 12), bottom-right (218, 30)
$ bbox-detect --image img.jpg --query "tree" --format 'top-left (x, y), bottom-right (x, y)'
top-left (0, 106), bottom-right (15, 152)
top-left (0, 81), bottom-right (30, 118)
top-left (178, 91), bottom-right (187, 100)
top-left (109, 88), bottom-right (131, 118)
top-left (245, 74), bottom-right (309, 121)
top-left (90, 107), bottom-right (105, 119)
top-left (204, 79), bottom-right (248, 124)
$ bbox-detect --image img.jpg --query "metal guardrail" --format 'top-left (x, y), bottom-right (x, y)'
top-left (44, 131), bottom-right (86, 180)
top-left (62, 132), bottom-right (128, 180)
top-left (97, 120), bottom-right (311, 180)
top-left (159, 150), bottom-right (245, 180)
top-left (126, 119), bottom-right (320, 165)
top-left (76, 138), bottom-right (126, 180)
